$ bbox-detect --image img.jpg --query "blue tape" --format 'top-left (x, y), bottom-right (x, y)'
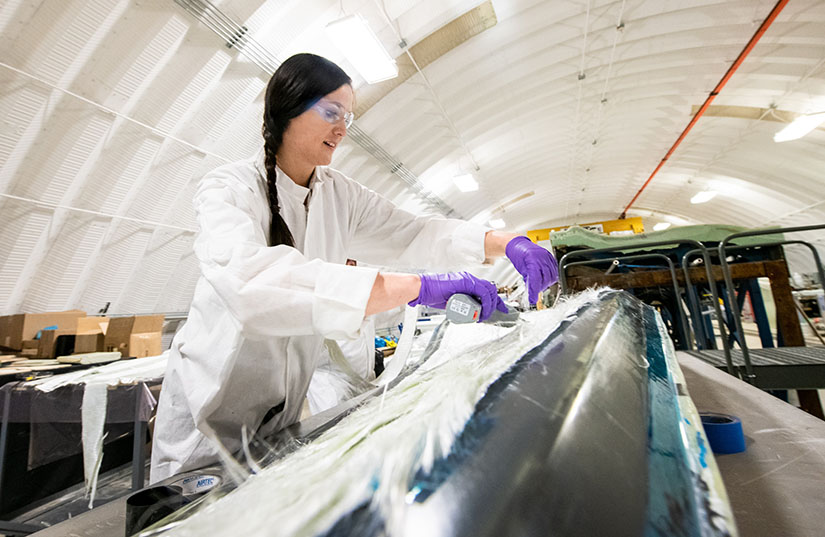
top-left (700, 412), bottom-right (745, 454)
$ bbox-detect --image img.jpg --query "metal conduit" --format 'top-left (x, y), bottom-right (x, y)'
top-left (619, 0), bottom-right (790, 218)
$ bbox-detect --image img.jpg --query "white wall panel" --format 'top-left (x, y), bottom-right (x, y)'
top-left (0, 74), bottom-right (52, 192)
top-left (154, 249), bottom-right (199, 312)
top-left (0, 202), bottom-right (50, 311)
top-left (116, 230), bottom-right (196, 313)
top-left (20, 216), bottom-right (108, 312)
top-left (75, 223), bottom-right (153, 313)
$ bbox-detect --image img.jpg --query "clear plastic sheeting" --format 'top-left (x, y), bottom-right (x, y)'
top-left (0, 380), bottom-right (159, 516)
top-left (0, 382), bottom-right (157, 470)
top-left (143, 290), bottom-right (603, 537)
top-left (657, 313), bottom-right (737, 535)
top-left (0, 354), bottom-right (167, 511)
top-left (26, 352), bottom-right (168, 393)
top-left (26, 352), bottom-right (167, 505)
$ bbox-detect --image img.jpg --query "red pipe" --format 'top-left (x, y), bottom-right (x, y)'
top-left (619, 0), bottom-right (789, 219)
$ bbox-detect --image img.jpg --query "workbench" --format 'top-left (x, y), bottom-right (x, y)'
top-left (566, 259), bottom-right (825, 418)
top-left (0, 379), bottom-right (158, 533)
top-left (678, 352), bottom-right (825, 537)
top-left (565, 259), bottom-right (799, 350)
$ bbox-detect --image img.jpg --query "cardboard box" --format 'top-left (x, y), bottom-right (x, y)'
top-left (73, 317), bottom-right (108, 354)
top-left (129, 332), bottom-right (162, 358)
top-left (0, 310), bottom-right (86, 350)
top-left (74, 334), bottom-right (104, 354)
top-left (104, 315), bottom-right (164, 358)
top-left (36, 330), bottom-right (57, 359)
top-left (0, 316), bottom-right (9, 350)
top-left (37, 331), bottom-right (78, 359)
top-left (76, 317), bottom-right (108, 335)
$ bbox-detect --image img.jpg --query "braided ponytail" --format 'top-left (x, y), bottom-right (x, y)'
top-left (261, 54), bottom-right (352, 247)
top-left (262, 122), bottom-right (294, 247)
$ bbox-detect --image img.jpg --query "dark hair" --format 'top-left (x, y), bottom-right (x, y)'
top-left (262, 53), bottom-right (352, 247)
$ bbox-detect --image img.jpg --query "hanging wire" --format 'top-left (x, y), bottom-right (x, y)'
top-left (0, 192), bottom-right (198, 233)
top-left (576, 0), bottom-right (626, 218)
top-left (563, 0), bottom-right (592, 221)
top-left (0, 61), bottom-right (233, 163)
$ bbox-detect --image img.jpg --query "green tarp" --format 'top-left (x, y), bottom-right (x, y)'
top-left (548, 224), bottom-right (785, 251)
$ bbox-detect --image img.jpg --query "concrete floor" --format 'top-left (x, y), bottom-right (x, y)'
top-left (678, 352), bottom-right (825, 537)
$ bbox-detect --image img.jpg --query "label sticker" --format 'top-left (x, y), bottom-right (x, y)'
top-left (176, 474), bottom-right (220, 494)
top-left (449, 300), bottom-right (471, 316)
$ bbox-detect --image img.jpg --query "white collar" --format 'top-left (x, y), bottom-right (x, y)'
top-left (253, 147), bottom-right (324, 199)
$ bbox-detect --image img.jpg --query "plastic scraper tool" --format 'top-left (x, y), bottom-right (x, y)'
top-left (445, 293), bottom-right (521, 326)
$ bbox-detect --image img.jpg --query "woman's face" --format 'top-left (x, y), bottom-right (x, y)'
top-left (280, 84), bottom-right (354, 170)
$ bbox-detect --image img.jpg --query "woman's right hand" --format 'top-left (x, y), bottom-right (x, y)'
top-left (409, 272), bottom-right (508, 322)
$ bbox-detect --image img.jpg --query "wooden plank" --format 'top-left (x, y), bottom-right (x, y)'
top-left (764, 262), bottom-right (825, 419)
top-left (764, 261), bottom-right (803, 346)
top-left (565, 260), bottom-right (784, 291)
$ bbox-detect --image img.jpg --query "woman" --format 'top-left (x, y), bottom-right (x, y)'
top-left (150, 53), bottom-right (557, 482)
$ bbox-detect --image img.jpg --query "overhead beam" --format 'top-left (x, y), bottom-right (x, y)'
top-left (354, 1), bottom-right (497, 118)
top-left (691, 105), bottom-right (825, 133)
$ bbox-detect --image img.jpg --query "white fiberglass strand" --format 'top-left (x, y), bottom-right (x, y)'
top-left (81, 382), bottom-right (108, 508)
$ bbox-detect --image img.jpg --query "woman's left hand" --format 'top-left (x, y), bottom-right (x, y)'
top-left (505, 236), bottom-right (559, 304)
top-left (409, 271), bottom-right (508, 322)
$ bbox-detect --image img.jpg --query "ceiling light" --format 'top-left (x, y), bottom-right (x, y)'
top-left (326, 15), bottom-right (398, 84)
top-left (774, 111), bottom-right (825, 143)
top-left (489, 218), bottom-right (505, 229)
top-left (453, 173), bottom-right (479, 192)
top-left (653, 222), bottom-right (671, 231)
top-left (690, 190), bottom-right (717, 204)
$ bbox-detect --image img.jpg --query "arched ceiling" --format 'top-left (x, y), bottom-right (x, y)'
top-left (0, 0), bottom-right (823, 314)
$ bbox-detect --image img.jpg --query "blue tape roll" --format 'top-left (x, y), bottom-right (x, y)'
top-left (700, 412), bottom-right (745, 454)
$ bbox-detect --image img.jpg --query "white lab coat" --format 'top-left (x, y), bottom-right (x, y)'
top-left (306, 318), bottom-right (376, 415)
top-left (150, 150), bottom-right (489, 482)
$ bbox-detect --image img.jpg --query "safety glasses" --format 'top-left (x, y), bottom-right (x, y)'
top-left (311, 99), bottom-right (354, 128)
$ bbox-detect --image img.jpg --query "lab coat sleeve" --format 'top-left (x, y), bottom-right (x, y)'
top-left (192, 171), bottom-right (378, 340)
top-left (345, 179), bottom-right (491, 270)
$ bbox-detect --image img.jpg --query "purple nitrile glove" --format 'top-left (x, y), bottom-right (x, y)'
top-left (506, 236), bottom-right (559, 304)
top-left (409, 271), bottom-right (508, 322)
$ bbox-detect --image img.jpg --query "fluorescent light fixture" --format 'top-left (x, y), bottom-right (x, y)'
top-left (690, 190), bottom-right (717, 204)
top-left (326, 15), bottom-right (398, 84)
top-left (774, 111), bottom-right (825, 143)
top-left (453, 173), bottom-right (479, 192)
top-left (653, 222), bottom-right (671, 231)
top-left (489, 218), bottom-right (506, 229)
